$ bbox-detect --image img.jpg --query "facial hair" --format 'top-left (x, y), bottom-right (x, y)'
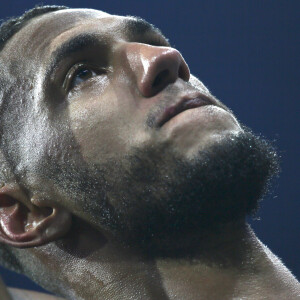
top-left (47, 125), bottom-right (279, 258)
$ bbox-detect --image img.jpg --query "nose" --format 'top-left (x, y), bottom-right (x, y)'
top-left (117, 43), bottom-right (190, 97)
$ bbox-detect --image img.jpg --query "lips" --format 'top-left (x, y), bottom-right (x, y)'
top-left (157, 94), bottom-right (215, 127)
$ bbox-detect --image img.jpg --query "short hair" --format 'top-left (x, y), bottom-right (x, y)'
top-left (0, 5), bottom-right (69, 274)
top-left (0, 5), bottom-right (69, 51)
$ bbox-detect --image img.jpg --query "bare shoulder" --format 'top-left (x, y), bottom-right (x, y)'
top-left (8, 288), bottom-right (65, 300)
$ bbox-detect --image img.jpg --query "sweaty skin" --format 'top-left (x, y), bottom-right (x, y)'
top-left (0, 9), bottom-right (299, 300)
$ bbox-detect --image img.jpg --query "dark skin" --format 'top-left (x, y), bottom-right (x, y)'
top-left (0, 9), bottom-right (299, 300)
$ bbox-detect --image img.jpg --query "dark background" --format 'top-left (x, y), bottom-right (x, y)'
top-left (0, 0), bottom-right (299, 294)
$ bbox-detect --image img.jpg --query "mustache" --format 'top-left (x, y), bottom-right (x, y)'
top-left (145, 82), bottom-right (199, 129)
top-left (145, 82), bottom-right (229, 129)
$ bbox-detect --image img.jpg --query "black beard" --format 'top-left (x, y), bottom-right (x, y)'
top-left (47, 126), bottom-right (280, 258)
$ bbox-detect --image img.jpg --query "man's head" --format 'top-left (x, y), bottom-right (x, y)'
top-left (0, 6), bottom-right (279, 262)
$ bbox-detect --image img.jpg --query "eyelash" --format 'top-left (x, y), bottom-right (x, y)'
top-left (63, 63), bottom-right (106, 91)
top-left (62, 36), bottom-right (169, 92)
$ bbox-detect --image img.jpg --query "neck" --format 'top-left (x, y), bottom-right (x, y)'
top-left (13, 219), bottom-right (300, 300)
top-left (154, 223), bottom-right (299, 299)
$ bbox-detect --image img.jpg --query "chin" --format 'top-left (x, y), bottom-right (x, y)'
top-left (184, 128), bottom-right (244, 160)
top-left (91, 126), bottom-right (280, 259)
top-left (159, 107), bottom-right (243, 159)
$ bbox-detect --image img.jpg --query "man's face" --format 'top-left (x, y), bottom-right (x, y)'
top-left (3, 9), bottom-right (240, 159)
top-left (1, 9), bottom-right (278, 256)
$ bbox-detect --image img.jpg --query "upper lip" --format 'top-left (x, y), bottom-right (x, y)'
top-left (156, 93), bottom-right (217, 127)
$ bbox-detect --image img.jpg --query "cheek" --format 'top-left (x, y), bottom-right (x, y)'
top-left (67, 90), bottom-right (124, 162)
top-left (67, 87), bottom-right (149, 163)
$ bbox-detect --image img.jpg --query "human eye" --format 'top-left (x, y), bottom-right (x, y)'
top-left (147, 35), bottom-right (170, 47)
top-left (63, 63), bottom-right (107, 92)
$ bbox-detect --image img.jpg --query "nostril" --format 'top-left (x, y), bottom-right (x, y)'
top-left (152, 69), bottom-right (169, 88)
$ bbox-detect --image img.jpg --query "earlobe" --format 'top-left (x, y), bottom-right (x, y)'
top-left (0, 183), bottom-right (72, 248)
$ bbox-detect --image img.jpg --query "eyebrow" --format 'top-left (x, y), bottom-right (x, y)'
top-left (125, 17), bottom-right (160, 36)
top-left (48, 33), bottom-right (100, 75)
top-left (47, 18), bottom-right (166, 77)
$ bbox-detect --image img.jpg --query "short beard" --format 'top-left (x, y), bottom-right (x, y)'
top-left (49, 126), bottom-right (280, 258)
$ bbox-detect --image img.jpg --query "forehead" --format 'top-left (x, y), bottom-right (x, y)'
top-left (2, 9), bottom-right (157, 63)
top-left (29, 9), bottom-right (113, 50)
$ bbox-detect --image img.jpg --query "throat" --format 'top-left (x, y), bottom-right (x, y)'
top-left (154, 223), bottom-right (265, 300)
top-left (136, 219), bottom-right (252, 266)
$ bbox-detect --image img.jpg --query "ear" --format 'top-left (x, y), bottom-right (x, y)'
top-left (0, 183), bottom-right (72, 248)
